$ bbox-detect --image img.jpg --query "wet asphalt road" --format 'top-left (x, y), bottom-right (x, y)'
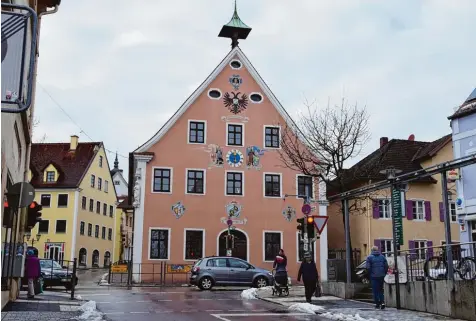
top-left (78, 287), bottom-right (331, 321)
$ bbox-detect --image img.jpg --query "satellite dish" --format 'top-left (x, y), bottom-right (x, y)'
top-left (6, 182), bottom-right (35, 208)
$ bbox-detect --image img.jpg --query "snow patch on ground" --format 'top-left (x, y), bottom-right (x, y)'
top-left (288, 303), bottom-right (325, 314)
top-left (75, 294), bottom-right (82, 300)
top-left (75, 300), bottom-right (104, 321)
top-left (241, 288), bottom-right (258, 299)
top-left (98, 279), bottom-right (111, 286)
top-left (321, 312), bottom-right (379, 321)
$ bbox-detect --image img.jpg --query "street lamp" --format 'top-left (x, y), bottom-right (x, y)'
top-left (380, 166), bottom-right (402, 310)
top-left (24, 231), bottom-right (41, 246)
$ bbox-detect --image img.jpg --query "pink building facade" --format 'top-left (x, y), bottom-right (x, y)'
top-left (130, 19), bottom-right (329, 283)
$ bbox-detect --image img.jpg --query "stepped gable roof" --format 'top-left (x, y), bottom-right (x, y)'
top-left (30, 142), bottom-right (100, 188)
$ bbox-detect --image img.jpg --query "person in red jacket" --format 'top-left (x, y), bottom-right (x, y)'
top-left (25, 249), bottom-right (41, 298)
top-left (273, 249), bottom-right (288, 286)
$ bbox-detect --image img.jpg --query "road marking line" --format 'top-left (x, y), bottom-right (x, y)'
top-left (104, 312), bottom-right (125, 315)
top-left (130, 311), bottom-right (149, 314)
top-left (230, 309), bottom-right (247, 312)
top-left (180, 310), bottom-right (196, 313)
top-left (137, 300), bottom-right (152, 302)
top-left (96, 302), bottom-right (111, 304)
top-left (197, 298), bottom-right (213, 300)
top-left (78, 293), bottom-right (111, 296)
top-left (157, 299), bottom-right (172, 302)
top-left (155, 310), bottom-right (173, 313)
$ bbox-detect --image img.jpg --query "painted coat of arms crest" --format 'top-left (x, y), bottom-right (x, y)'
top-left (229, 74), bottom-right (242, 90)
top-left (226, 201), bottom-right (242, 218)
top-left (223, 92), bottom-right (248, 114)
top-left (171, 201), bottom-right (186, 219)
top-left (282, 206), bottom-right (296, 222)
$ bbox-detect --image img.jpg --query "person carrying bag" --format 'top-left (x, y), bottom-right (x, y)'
top-left (25, 249), bottom-right (41, 299)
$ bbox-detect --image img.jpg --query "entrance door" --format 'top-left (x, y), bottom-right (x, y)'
top-left (218, 230), bottom-right (247, 261)
top-left (46, 245), bottom-right (64, 263)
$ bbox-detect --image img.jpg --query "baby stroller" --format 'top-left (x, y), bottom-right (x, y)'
top-left (271, 269), bottom-right (289, 297)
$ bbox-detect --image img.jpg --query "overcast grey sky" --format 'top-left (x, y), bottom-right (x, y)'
top-left (33, 0), bottom-right (476, 178)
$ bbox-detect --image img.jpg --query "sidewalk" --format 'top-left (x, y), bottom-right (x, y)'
top-left (1, 291), bottom-right (85, 321)
top-left (256, 286), bottom-right (465, 321)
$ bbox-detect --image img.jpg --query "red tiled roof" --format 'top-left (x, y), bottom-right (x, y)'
top-left (30, 142), bottom-right (101, 188)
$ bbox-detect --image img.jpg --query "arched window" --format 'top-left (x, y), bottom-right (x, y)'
top-left (92, 250), bottom-right (99, 267)
top-left (79, 248), bottom-right (87, 266)
top-left (104, 251), bottom-right (111, 267)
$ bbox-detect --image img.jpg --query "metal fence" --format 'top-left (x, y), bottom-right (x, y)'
top-left (108, 261), bottom-right (193, 286)
top-left (327, 248), bottom-right (362, 282)
top-left (381, 241), bottom-right (476, 282)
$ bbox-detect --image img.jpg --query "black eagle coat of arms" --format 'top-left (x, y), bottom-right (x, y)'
top-left (223, 92), bottom-right (248, 114)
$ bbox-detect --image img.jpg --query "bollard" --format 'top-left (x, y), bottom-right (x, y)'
top-left (71, 258), bottom-right (77, 300)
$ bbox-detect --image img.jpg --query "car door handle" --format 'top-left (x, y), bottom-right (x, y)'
top-left (207, 268), bottom-right (212, 271)
top-left (230, 269), bottom-right (234, 272)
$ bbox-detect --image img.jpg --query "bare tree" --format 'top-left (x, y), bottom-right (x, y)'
top-left (31, 116), bottom-right (48, 143)
top-left (279, 97), bottom-right (374, 273)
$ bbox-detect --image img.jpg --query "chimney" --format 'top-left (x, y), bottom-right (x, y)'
top-left (380, 137), bottom-right (388, 147)
top-left (70, 135), bottom-right (79, 151)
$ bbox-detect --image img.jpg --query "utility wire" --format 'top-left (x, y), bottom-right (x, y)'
top-left (37, 82), bottom-right (128, 159)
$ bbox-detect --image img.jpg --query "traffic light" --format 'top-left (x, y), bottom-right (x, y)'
top-left (307, 216), bottom-right (315, 239)
top-left (3, 201), bottom-right (13, 228)
top-left (297, 217), bottom-right (305, 235)
top-left (27, 201), bottom-right (42, 229)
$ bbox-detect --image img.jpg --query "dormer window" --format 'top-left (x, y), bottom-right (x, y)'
top-left (46, 171), bottom-right (55, 182)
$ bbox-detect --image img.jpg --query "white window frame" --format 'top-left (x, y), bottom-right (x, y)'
top-left (263, 125), bottom-right (281, 149)
top-left (229, 59), bottom-right (242, 70)
top-left (263, 172), bottom-right (282, 198)
top-left (105, 180), bottom-right (109, 193)
top-left (449, 202), bottom-right (457, 223)
top-left (148, 227), bottom-right (171, 261)
top-left (295, 174), bottom-right (315, 200)
top-left (40, 194), bottom-right (52, 208)
top-left (55, 219), bottom-right (67, 234)
top-left (263, 230), bottom-right (283, 262)
top-left (38, 219), bottom-right (49, 234)
top-left (108, 228), bottom-right (113, 240)
top-left (91, 175), bottom-right (95, 188)
top-left (99, 156), bottom-right (103, 168)
top-left (225, 170), bottom-right (245, 197)
top-left (226, 122), bottom-right (245, 147)
top-left (151, 167), bottom-right (173, 194)
top-left (378, 239), bottom-right (393, 256)
top-left (57, 194), bottom-right (69, 208)
top-left (98, 177), bottom-right (102, 191)
top-left (207, 88), bottom-right (222, 100)
top-left (183, 228), bottom-right (206, 262)
top-left (101, 225), bottom-right (106, 239)
top-left (187, 119), bottom-right (207, 145)
top-left (412, 199), bottom-right (425, 221)
top-left (249, 92), bottom-right (264, 104)
top-left (378, 198), bottom-right (391, 219)
top-left (185, 168), bottom-right (206, 196)
top-left (413, 239), bottom-right (427, 260)
top-left (79, 221), bottom-right (85, 235)
top-left (296, 231), bottom-right (317, 263)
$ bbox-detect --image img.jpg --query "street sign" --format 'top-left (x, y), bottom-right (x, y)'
top-left (312, 216), bottom-right (329, 234)
top-left (1, 4), bottom-right (38, 113)
top-left (6, 182), bottom-right (35, 208)
top-left (111, 265), bottom-right (128, 273)
top-left (302, 204), bottom-right (311, 215)
top-left (392, 188), bottom-right (404, 245)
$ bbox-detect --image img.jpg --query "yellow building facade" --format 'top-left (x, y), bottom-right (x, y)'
top-left (29, 136), bottom-right (118, 267)
top-left (327, 135), bottom-right (461, 258)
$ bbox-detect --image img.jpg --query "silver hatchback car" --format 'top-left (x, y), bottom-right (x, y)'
top-left (189, 256), bottom-right (274, 290)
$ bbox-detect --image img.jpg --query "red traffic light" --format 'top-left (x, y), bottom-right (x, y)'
top-left (4, 201), bottom-right (8, 208)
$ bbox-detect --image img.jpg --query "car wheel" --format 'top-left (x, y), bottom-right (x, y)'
top-left (198, 277), bottom-right (213, 291)
top-left (254, 276), bottom-right (268, 288)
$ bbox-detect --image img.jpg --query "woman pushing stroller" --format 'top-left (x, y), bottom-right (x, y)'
top-left (273, 249), bottom-right (288, 286)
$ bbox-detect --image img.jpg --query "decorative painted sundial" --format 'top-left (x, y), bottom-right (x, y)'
top-left (226, 149), bottom-right (244, 167)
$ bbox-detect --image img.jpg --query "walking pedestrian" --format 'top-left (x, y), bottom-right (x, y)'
top-left (273, 249), bottom-right (288, 286)
top-left (25, 249), bottom-right (41, 299)
top-left (366, 245), bottom-right (389, 309)
top-left (297, 252), bottom-right (318, 303)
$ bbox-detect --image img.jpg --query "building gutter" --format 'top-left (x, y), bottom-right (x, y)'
top-left (367, 179), bottom-right (372, 254)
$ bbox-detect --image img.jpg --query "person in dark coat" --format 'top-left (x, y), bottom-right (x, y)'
top-left (273, 249), bottom-right (288, 286)
top-left (25, 249), bottom-right (41, 298)
top-left (366, 246), bottom-right (389, 309)
top-left (297, 252), bottom-right (318, 303)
